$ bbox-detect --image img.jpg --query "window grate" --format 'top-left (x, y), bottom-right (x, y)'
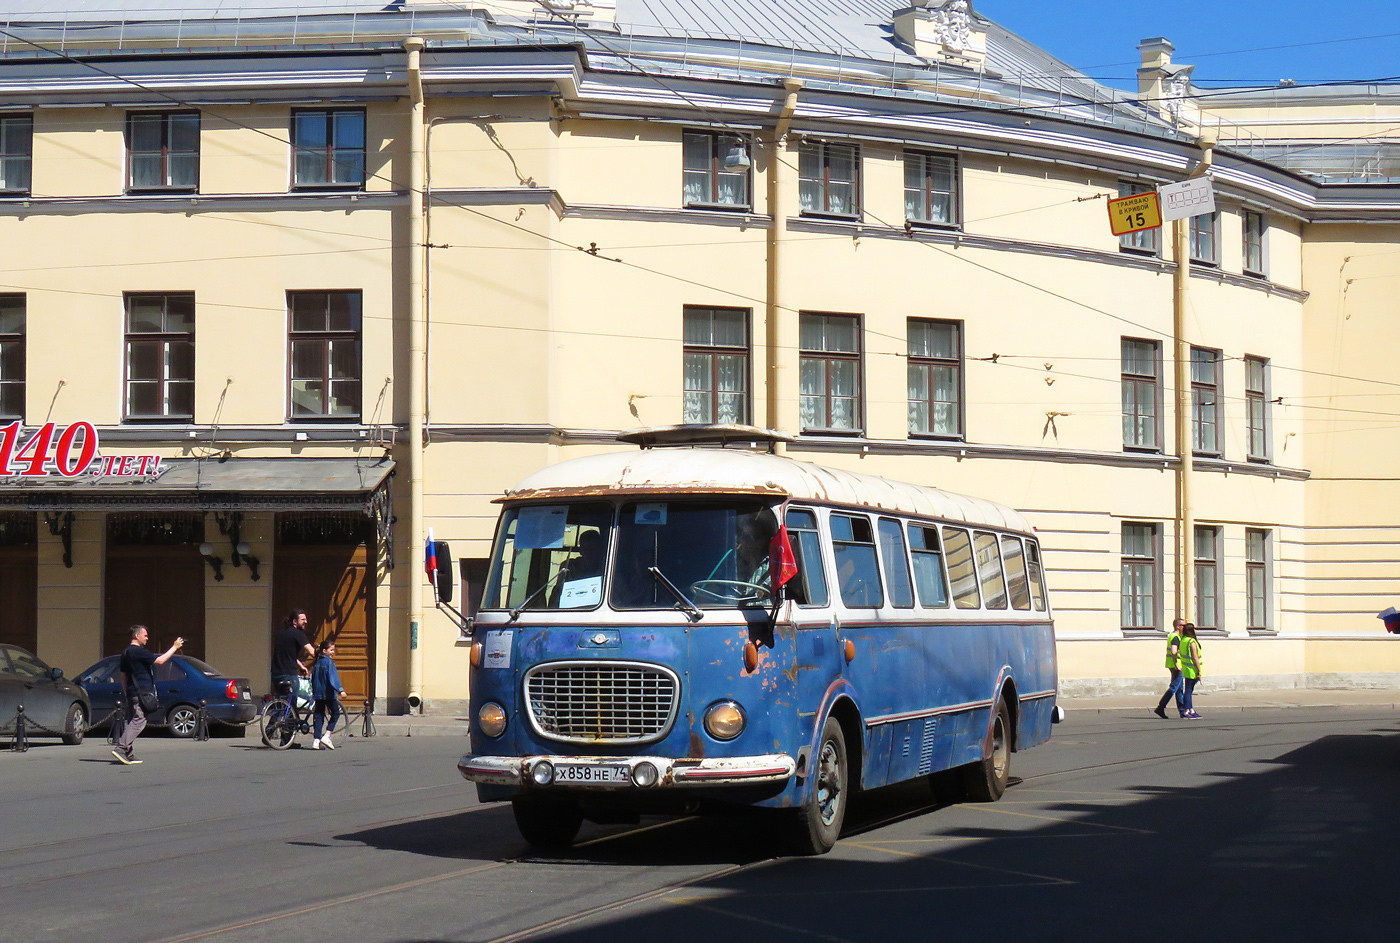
top-left (525, 661), bottom-right (679, 745)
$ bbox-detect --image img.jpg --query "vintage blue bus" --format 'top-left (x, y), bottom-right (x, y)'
top-left (456, 430), bottom-right (1058, 854)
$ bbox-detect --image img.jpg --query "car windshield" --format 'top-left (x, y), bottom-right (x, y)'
top-left (482, 502), bottom-right (614, 612)
top-left (612, 499), bottom-right (776, 610)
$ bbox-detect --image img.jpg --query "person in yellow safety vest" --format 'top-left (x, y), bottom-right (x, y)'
top-left (1153, 617), bottom-right (1187, 719)
top-left (1180, 623), bottom-right (1204, 719)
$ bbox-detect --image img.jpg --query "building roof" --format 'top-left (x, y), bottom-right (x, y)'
top-left (501, 446), bottom-right (1033, 533)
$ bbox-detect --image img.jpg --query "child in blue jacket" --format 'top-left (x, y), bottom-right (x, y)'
top-left (310, 640), bottom-right (346, 750)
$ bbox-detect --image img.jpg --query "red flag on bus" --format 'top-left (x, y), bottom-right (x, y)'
top-left (770, 524), bottom-right (798, 589)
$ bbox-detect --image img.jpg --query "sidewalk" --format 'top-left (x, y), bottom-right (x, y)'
top-left (1062, 688), bottom-right (1400, 715)
top-left (367, 688), bottom-right (1400, 736)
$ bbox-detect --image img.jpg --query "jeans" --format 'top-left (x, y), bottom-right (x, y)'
top-left (1157, 669), bottom-right (1186, 716)
top-left (1183, 677), bottom-right (1199, 713)
top-left (313, 698), bottom-right (342, 739)
top-left (115, 700), bottom-right (147, 757)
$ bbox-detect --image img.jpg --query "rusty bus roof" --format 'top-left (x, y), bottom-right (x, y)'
top-left (498, 447), bottom-right (1031, 533)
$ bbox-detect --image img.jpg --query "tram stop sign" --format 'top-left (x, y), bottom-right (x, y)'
top-left (1107, 190), bottom-right (1162, 236)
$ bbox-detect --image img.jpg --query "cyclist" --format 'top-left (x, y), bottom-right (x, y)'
top-left (271, 609), bottom-right (314, 703)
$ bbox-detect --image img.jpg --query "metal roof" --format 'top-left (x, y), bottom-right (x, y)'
top-left (501, 446), bottom-right (1032, 533)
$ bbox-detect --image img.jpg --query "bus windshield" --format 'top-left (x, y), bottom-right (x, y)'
top-left (612, 499), bottom-right (775, 610)
top-left (482, 503), bottom-right (613, 612)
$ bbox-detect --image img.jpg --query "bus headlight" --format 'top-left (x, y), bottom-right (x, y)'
top-left (704, 701), bottom-right (746, 741)
top-left (477, 702), bottom-right (508, 738)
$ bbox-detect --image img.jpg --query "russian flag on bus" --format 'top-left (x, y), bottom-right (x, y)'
top-left (425, 528), bottom-right (438, 586)
top-left (769, 522), bottom-right (798, 589)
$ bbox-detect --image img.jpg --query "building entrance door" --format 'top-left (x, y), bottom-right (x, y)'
top-left (0, 546), bottom-right (37, 652)
top-left (272, 533), bottom-right (375, 708)
top-left (103, 547), bottom-right (207, 659)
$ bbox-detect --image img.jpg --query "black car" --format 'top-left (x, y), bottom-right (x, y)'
top-left (77, 654), bottom-right (256, 737)
top-left (0, 644), bottom-right (92, 745)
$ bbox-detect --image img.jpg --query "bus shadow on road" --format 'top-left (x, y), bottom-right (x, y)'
top-left (488, 725), bottom-right (1400, 943)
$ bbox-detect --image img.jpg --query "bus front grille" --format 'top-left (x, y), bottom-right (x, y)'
top-left (524, 661), bottom-right (680, 745)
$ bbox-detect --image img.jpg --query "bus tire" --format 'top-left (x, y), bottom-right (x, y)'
top-left (786, 716), bottom-right (848, 855)
top-left (962, 698), bottom-right (1012, 802)
top-left (512, 797), bottom-right (583, 850)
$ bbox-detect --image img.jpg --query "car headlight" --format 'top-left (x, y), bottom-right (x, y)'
top-left (703, 700), bottom-right (746, 741)
top-left (477, 702), bottom-right (508, 738)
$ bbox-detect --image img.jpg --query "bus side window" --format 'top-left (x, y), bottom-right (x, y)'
top-left (974, 531), bottom-right (1008, 609)
top-left (785, 508), bottom-right (829, 607)
top-left (909, 524), bottom-right (949, 608)
top-left (942, 527), bottom-right (980, 609)
top-left (877, 518), bottom-right (915, 609)
top-left (1026, 540), bottom-right (1048, 611)
top-left (831, 513), bottom-right (884, 608)
top-left (1001, 536), bottom-right (1032, 610)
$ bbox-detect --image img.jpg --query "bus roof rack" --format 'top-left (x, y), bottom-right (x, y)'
top-left (617, 424), bottom-right (795, 450)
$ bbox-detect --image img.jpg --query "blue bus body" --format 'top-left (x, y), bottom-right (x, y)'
top-left (457, 443), bottom-right (1058, 851)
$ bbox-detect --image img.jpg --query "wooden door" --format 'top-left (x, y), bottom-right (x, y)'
top-left (272, 543), bottom-right (374, 707)
top-left (0, 546), bottom-right (37, 652)
top-left (103, 547), bottom-right (207, 659)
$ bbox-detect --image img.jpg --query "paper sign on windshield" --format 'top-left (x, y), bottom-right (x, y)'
top-left (514, 505), bottom-right (568, 549)
top-left (559, 577), bottom-right (602, 608)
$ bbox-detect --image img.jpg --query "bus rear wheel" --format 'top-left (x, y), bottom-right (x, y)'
top-left (961, 698), bottom-right (1012, 802)
top-left (512, 797), bottom-right (583, 850)
top-left (786, 716), bottom-right (848, 855)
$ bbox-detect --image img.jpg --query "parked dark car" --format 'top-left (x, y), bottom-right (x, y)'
top-left (77, 655), bottom-right (255, 737)
top-left (0, 644), bottom-right (91, 745)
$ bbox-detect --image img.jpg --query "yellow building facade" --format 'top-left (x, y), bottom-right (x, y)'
top-left (0, 1), bottom-right (1396, 710)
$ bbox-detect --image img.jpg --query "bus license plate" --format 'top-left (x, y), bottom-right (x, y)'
top-left (553, 762), bottom-right (630, 785)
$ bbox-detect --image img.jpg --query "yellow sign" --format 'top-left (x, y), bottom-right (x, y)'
top-left (1107, 191), bottom-right (1162, 236)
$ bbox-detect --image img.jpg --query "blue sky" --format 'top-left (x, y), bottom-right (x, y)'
top-left (980, 1), bottom-right (1400, 89)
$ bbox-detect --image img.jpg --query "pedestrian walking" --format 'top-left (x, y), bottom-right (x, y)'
top-left (112, 625), bottom-right (184, 765)
top-left (310, 640), bottom-right (346, 750)
top-left (1180, 623), bottom-right (1204, 719)
top-left (1153, 617), bottom-right (1186, 719)
top-left (272, 609), bottom-right (314, 701)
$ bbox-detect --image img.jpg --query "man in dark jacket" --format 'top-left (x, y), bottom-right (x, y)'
top-left (272, 609), bottom-right (315, 701)
top-left (113, 624), bottom-right (184, 765)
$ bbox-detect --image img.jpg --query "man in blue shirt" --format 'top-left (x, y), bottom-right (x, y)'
top-left (113, 624), bottom-right (184, 765)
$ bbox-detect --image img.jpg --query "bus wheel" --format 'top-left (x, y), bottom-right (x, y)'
top-left (787, 716), bottom-right (848, 855)
top-left (962, 698), bottom-right (1012, 802)
top-left (512, 798), bottom-right (583, 850)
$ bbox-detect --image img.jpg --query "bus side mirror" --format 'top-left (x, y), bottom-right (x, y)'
top-left (434, 541), bottom-right (455, 604)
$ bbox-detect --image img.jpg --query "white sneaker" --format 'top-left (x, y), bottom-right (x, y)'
top-left (321, 735), bottom-right (336, 750)
top-left (310, 738), bottom-right (320, 750)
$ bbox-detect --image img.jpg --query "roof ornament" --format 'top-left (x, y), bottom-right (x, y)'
top-left (893, 1), bottom-right (988, 68)
top-left (929, 0), bottom-right (972, 53)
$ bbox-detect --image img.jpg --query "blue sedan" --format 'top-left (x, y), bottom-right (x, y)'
top-left (77, 655), bottom-right (256, 737)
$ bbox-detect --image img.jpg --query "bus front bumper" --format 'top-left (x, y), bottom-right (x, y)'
top-left (458, 753), bottom-right (797, 789)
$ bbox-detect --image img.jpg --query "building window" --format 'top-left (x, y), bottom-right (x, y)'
top-left (1189, 211), bottom-right (1218, 266)
top-left (1246, 528), bottom-right (1271, 632)
top-left (1121, 522), bottom-right (1159, 631)
top-left (288, 291), bottom-right (361, 420)
top-left (682, 131), bottom-right (750, 209)
top-left (1191, 346), bottom-right (1221, 457)
top-left (126, 111), bottom-right (199, 192)
top-left (1195, 525), bottom-right (1220, 631)
top-left (292, 109), bottom-right (366, 189)
top-left (0, 295), bottom-right (23, 420)
top-left (798, 141), bottom-right (859, 218)
top-left (1242, 210), bottom-right (1266, 277)
top-left (1122, 337), bottom-right (1161, 451)
top-left (1246, 355), bottom-right (1271, 462)
top-left (908, 318), bottom-right (962, 438)
top-left (124, 293), bottom-right (194, 422)
top-left (904, 151), bottom-right (957, 226)
top-left (683, 306), bottom-right (749, 424)
top-left (799, 312), bottom-right (861, 433)
top-left (1118, 182), bottom-right (1159, 254)
top-left (0, 114), bottom-right (32, 194)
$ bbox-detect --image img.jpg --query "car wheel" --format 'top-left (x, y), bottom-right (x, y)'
top-left (167, 704), bottom-right (199, 739)
top-left (512, 798), bottom-right (583, 850)
top-left (61, 702), bottom-right (86, 746)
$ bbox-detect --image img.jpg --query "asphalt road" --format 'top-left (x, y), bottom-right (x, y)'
top-left (3, 708), bottom-right (1399, 943)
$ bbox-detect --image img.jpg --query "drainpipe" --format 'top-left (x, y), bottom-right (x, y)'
top-left (1173, 130), bottom-right (1215, 624)
top-left (765, 79), bottom-right (803, 455)
top-left (405, 36), bottom-right (426, 714)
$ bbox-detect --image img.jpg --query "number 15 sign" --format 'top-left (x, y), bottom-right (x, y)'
top-left (1107, 190), bottom-right (1162, 236)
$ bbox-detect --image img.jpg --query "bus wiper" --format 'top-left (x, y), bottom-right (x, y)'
top-left (648, 566), bottom-right (703, 622)
top-left (508, 569), bottom-right (567, 622)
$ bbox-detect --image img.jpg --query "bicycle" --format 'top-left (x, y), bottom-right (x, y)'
top-left (259, 686), bottom-right (348, 750)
